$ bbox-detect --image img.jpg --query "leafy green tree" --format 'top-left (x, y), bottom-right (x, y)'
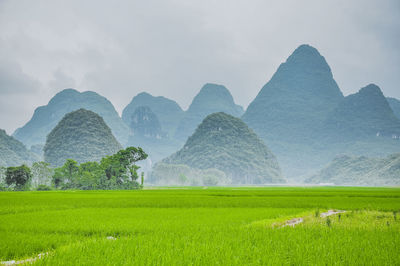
top-left (78, 161), bottom-right (102, 190)
top-left (5, 165), bottom-right (32, 190)
top-left (0, 166), bottom-right (6, 190)
top-left (101, 147), bottom-right (148, 189)
top-left (53, 159), bottom-right (79, 189)
top-left (31, 162), bottom-right (53, 189)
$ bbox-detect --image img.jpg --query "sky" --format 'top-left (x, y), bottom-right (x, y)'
top-left (0, 0), bottom-right (399, 134)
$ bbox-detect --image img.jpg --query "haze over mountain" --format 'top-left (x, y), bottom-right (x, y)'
top-left (44, 109), bottom-right (123, 166)
top-left (125, 105), bottom-right (181, 163)
top-left (323, 84), bottom-right (400, 141)
top-left (128, 106), bottom-right (164, 139)
top-left (387, 97), bottom-right (400, 120)
top-left (0, 129), bottom-right (38, 167)
top-left (122, 92), bottom-right (184, 137)
top-left (175, 83), bottom-right (244, 141)
top-left (13, 89), bottom-right (130, 148)
top-left (305, 153), bottom-right (400, 186)
top-left (242, 45), bottom-right (400, 179)
top-left (243, 44), bottom-right (343, 142)
top-left (161, 112), bottom-right (284, 184)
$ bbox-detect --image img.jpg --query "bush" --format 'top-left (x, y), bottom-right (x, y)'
top-left (37, 185), bottom-right (52, 191)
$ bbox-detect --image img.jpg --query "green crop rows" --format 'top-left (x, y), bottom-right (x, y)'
top-left (0, 187), bottom-right (399, 265)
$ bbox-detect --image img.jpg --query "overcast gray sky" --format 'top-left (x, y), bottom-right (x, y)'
top-left (0, 0), bottom-right (399, 134)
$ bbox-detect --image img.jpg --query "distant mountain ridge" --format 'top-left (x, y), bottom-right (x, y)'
top-left (305, 153), bottom-right (400, 186)
top-left (241, 44), bottom-right (400, 179)
top-left (0, 129), bottom-right (38, 167)
top-left (122, 92), bottom-right (184, 137)
top-left (14, 88), bottom-right (130, 148)
top-left (8, 44), bottom-right (400, 182)
top-left (44, 109), bottom-right (123, 166)
top-left (323, 84), bottom-right (400, 140)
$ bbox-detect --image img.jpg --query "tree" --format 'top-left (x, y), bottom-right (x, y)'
top-left (5, 165), bottom-right (32, 190)
top-left (78, 161), bottom-right (102, 190)
top-left (31, 162), bottom-right (53, 189)
top-left (100, 147), bottom-right (148, 189)
top-left (0, 167), bottom-right (6, 190)
top-left (53, 159), bottom-right (79, 189)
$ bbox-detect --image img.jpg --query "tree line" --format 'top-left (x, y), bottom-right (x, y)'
top-left (0, 147), bottom-right (147, 191)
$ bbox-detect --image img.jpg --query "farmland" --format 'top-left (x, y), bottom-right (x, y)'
top-left (1, 187), bottom-right (399, 265)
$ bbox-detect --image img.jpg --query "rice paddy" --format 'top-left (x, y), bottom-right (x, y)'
top-left (0, 187), bottom-right (399, 265)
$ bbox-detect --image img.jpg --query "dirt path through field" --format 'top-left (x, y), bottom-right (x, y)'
top-left (281, 209), bottom-right (346, 227)
top-left (1, 253), bottom-right (48, 265)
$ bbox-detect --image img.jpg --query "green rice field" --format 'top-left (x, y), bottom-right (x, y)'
top-left (1, 187), bottom-right (399, 265)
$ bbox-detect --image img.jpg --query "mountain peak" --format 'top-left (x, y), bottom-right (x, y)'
top-left (358, 83), bottom-right (383, 96)
top-left (135, 92), bottom-right (153, 98)
top-left (44, 108), bottom-right (122, 166)
top-left (188, 83), bottom-right (235, 112)
top-left (199, 83), bottom-right (229, 94)
top-left (284, 44), bottom-right (330, 72)
top-left (291, 44), bottom-right (320, 56)
top-left (243, 44), bottom-right (343, 143)
top-left (163, 112), bottom-right (284, 184)
top-left (122, 92), bottom-right (183, 137)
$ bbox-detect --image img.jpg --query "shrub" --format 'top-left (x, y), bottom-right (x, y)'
top-left (37, 185), bottom-right (52, 191)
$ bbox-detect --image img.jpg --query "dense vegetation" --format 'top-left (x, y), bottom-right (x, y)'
top-left (13, 88), bottom-right (130, 148)
top-left (0, 147), bottom-right (147, 191)
top-left (0, 129), bottom-right (38, 167)
top-left (161, 112), bottom-right (284, 184)
top-left (306, 153), bottom-right (400, 186)
top-left (0, 187), bottom-right (399, 265)
top-left (44, 109), bottom-right (123, 167)
top-left (175, 83), bottom-right (244, 141)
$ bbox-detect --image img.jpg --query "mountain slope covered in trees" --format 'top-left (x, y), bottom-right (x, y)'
top-left (44, 109), bottom-right (123, 166)
top-left (0, 129), bottom-right (38, 167)
top-left (160, 112), bottom-right (284, 184)
top-left (14, 89), bottom-right (130, 147)
top-left (305, 153), bottom-right (400, 186)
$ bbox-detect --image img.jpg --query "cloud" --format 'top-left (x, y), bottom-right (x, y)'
top-left (0, 57), bottom-right (43, 135)
top-left (49, 69), bottom-right (76, 90)
top-left (0, 59), bottom-right (41, 94)
top-left (0, 0), bottom-right (399, 133)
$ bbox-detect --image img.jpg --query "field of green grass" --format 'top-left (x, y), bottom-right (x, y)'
top-left (0, 187), bottom-right (399, 265)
